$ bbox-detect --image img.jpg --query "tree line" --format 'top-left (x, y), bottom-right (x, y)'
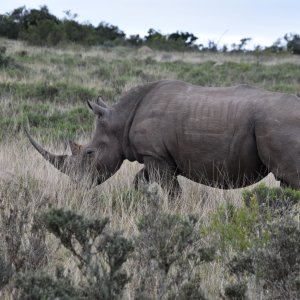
top-left (1, 5), bottom-right (300, 54)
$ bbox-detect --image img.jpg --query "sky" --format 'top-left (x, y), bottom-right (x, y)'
top-left (1, 0), bottom-right (300, 48)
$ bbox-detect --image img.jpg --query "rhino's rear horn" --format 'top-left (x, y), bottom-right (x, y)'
top-left (96, 95), bottom-right (108, 108)
top-left (25, 128), bottom-right (69, 174)
top-left (87, 100), bottom-right (110, 117)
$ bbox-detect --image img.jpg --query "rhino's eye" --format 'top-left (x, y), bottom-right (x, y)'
top-left (86, 149), bottom-right (95, 155)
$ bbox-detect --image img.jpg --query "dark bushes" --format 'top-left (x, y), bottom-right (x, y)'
top-left (0, 179), bottom-right (299, 299)
top-left (225, 219), bottom-right (300, 299)
top-left (212, 184), bottom-right (300, 299)
top-left (134, 186), bottom-right (214, 299)
top-left (285, 33), bottom-right (300, 55)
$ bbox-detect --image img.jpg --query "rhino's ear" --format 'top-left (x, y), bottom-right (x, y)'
top-left (87, 100), bottom-right (109, 117)
top-left (69, 141), bottom-right (83, 155)
top-left (96, 96), bottom-right (108, 108)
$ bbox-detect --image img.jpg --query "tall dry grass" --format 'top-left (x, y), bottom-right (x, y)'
top-left (0, 131), bottom-right (280, 299)
top-left (1, 38), bottom-right (295, 299)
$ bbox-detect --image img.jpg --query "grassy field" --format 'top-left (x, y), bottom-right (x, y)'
top-left (0, 38), bottom-right (299, 299)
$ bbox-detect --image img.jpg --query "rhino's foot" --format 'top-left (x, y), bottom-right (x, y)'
top-left (166, 180), bottom-right (182, 199)
top-left (133, 167), bottom-right (150, 189)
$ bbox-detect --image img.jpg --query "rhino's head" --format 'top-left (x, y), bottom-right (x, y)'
top-left (25, 99), bottom-right (124, 186)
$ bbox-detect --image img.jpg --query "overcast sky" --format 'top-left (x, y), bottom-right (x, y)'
top-left (1, 0), bottom-right (299, 48)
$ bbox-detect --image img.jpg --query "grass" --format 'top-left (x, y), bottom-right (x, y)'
top-left (0, 38), bottom-right (299, 299)
top-left (0, 134), bottom-right (250, 299)
top-left (1, 38), bottom-right (300, 142)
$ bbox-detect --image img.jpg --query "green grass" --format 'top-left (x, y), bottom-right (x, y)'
top-left (0, 81), bottom-right (97, 103)
top-left (0, 39), bottom-right (299, 299)
top-left (1, 41), bottom-right (300, 141)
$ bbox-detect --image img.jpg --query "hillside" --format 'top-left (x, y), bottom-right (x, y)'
top-left (0, 39), bottom-right (299, 299)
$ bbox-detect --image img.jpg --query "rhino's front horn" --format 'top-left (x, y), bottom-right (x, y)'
top-left (25, 129), bottom-right (69, 174)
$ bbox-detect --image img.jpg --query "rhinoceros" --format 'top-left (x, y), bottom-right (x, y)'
top-left (25, 80), bottom-right (300, 195)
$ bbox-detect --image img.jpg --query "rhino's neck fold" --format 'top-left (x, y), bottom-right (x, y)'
top-left (114, 82), bottom-right (157, 162)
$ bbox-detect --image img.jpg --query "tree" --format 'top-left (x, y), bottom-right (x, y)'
top-left (239, 37), bottom-right (251, 51)
top-left (127, 34), bottom-right (143, 46)
top-left (285, 33), bottom-right (300, 55)
top-left (22, 5), bottom-right (59, 29)
top-left (0, 6), bottom-right (28, 39)
top-left (95, 22), bottom-right (126, 44)
top-left (168, 31), bottom-right (198, 46)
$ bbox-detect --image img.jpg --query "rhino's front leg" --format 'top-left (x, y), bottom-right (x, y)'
top-left (134, 157), bottom-right (182, 198)
top-left (133, 167), bottom-right (150, 189)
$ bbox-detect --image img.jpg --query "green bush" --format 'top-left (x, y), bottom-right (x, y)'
top-left (224, 282), bottom-right (247, 300)
top-left (0, 251), bottom-right (13, 289)
top-left (144, 29), bottom-right (198, 51)
top-left (208, 198), bottom-right (269, 253)
top-left (0, 178), bottom-right (49, 296)
top-left (225, 219), bottom-right (300, 300)
top-left (0, 178), bottom-right (48, 273)
top-left (209, 184), bottom-right (300, 254)
top-left (1, 199), bottom-right (134, 299)
top-left (243, 183), bottom-right (300, 216)
top-left (14, 271), bottom-right (79, 300)
top-left (134, 185), bottom-right (214, 299)
top-left (285, 33), bottom-right (300, 55)
top-left (0, 46), bottom-right (14, 68)
top-left (39, 209), bottom-right (134, 300)
top-left (23, 19), bottom-right (63, 46)
top-left (216, 184), bottom-right (300, 299)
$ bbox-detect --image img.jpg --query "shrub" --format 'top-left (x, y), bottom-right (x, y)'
top-left (95, 22), bottom-right (126, 45)
top-left (23, 19), bottom-right (63, 46)
top-left (208, 198), bottom-right (269, 253)
top-left (219, 184), bottom-right (300, 299)
top-left (0, 46), bottom-right (13, 67)
top-left (243, 183), bottom-right (300, 217)
top-left (1, 197), bottom-right (133, 299)
top-left (285, 33), bottom-right (300, 55)
top-left (39, 209), bottom-right (134, 299)
top-left (0, 178), bottom-right (48, 275)
top-left (14, 271), bottom-right (79, 300)
top-left (224, 282), bottom-right (247, 300)
top-left (209, 184), bottom-right (300, 254)
top-left (134, 185), bottom-right (214, 299)
top-left (225, 218), bottom-right (300, 300)
top-left (0, 251), bottom-right (13, 289)
top-left (0, 14), bottom-right (20, 39)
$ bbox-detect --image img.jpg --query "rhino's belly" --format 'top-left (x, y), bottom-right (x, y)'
top-left (174, 132), bottom-right (269, 188)
top-left (178, 158), bottom-right (269, 189)
top-left (180, 163), bottom-right (268, 188)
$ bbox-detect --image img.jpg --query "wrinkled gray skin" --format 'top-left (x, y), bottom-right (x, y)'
top-left (26, 80), bottom-right (300, 195)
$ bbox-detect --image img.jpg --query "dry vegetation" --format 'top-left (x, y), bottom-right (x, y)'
top-left (0, 38), bottom-right (299, 299)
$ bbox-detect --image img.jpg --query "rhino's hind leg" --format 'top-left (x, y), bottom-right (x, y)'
top-left (274, 174), bottom-right (299, 189)
top-left (262, 161), bottom-right (300, 190)
top-left (256, 129), bottom-right (300, 190)
top-left (273, 175), bottom-right (290, 188)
